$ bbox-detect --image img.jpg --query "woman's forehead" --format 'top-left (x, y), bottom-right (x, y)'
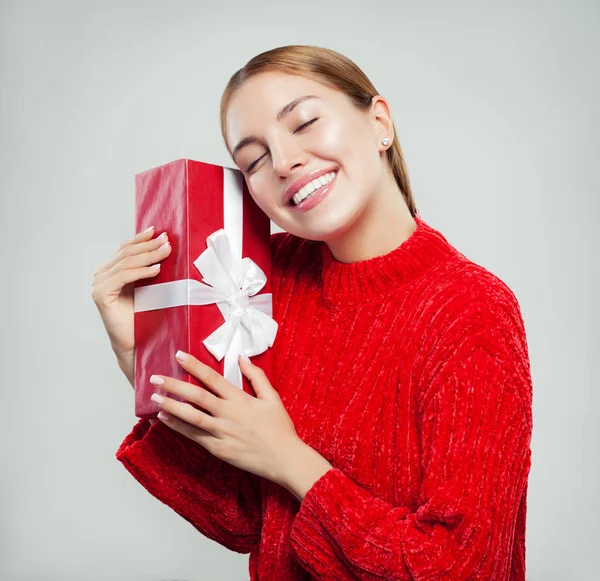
top-left (226, 74), bottom-right (341, 141)
top-left (231, 76), bottom-right (329, 116)
top-left (237, 71), bottom-right (329, 99)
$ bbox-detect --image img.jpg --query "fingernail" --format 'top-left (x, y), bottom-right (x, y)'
top-left (158, 411), bottom-right (171, 421)
top-left (151, 393), bottom-right (165, 405)
top-left (149, 374), bottom-right (164, 385)
top-left (240, 353), bottom-right (251, 363)
top-left (143, 226), bottom-right (154, 234)
top-left (175, 350), bottom-right (188, 362)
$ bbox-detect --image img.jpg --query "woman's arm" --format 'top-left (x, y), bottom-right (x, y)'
top-left (116, 351), bottom-right (262, 552)
top-left (116, 232), bottom-right (287, 551)
top-left (288, 330), bottom-right (533, 580)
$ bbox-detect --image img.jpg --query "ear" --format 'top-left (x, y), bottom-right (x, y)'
top-left (370, 95), bottom-right (395, 146)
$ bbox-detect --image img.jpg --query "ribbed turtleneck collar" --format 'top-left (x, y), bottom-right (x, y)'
top-left (319, 215), bottom-right (458, 307)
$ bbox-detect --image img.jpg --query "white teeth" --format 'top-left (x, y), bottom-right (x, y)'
top-left (292, 172), bottom-right (337, 205)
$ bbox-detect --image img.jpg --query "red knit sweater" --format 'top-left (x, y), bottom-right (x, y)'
top-left (116, 215), bottom-right (533, 581)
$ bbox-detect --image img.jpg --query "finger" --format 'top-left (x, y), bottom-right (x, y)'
top-left (156, 412), bottom-right (219, 455)
top-left (95, 230), bottom-right (169, 277)
top-left (174, 350), bottom-right (243, 400)
top-left (238, 355), bottom-right (276, 400)
top-left (91, 264), bottom-right (162, 306)
top-left (150, 373), bottom-right (223, 416)
top-left (93, 227), bottom-right (156, 277)
top-left (93, 234), bottom-right (171, 284)
top-left (152, 390), bottom-right (219, 436)
top-left (118, 226), bottom-right (156, 251)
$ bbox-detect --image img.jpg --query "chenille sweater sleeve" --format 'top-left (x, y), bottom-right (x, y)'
top-left (289, 322), bottom-right (533, 580)
top-left (114, 233), bottom-right (291, 554)
top-left (116, 415), bottom-right (263, 554)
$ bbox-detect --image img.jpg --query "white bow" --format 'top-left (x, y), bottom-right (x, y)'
top-left (134, 228), bottom-right (278, 388)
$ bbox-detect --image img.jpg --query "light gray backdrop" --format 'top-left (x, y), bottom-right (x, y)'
top-left (1, 0), bottom-right (598, 579)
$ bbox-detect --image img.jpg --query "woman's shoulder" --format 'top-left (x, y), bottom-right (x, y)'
top-left (453, 250), bottom-right (524, 328)
top-left (416, 251), bottom-right (533, 415)
top-left (418, 250), bottom-right (531, 376)
top-left (441, 251), bottom-right (522, 317)
top-left (420, 217), bottom-right (523, 323)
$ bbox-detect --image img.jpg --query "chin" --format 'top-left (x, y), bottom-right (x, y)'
top-left (287, 203), bottom-right (365, 243)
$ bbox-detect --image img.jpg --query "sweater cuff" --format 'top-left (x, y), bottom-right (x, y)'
top-left (116, 417), bottom-right (244, 520)
top-left (117, 417), bottom-right (211, 498)
top-left (289, 467), bottom-right (412, 568)
top-left (116, 418), bottom-right (262, 553)
top-left (289, 467), bottom-right (347, 574)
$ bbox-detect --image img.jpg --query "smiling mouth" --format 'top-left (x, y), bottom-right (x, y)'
top-left (286, 170), bottom-right (339, 206)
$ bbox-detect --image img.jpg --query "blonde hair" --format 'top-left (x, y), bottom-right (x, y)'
top-left (219, 45), bottom-right (418, 218)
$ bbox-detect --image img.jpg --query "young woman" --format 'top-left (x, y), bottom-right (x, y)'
top-left (92, 45), bottom-right (533, 581)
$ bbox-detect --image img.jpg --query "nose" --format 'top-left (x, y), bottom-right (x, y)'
top-left (270, 135), bottom-right (308, 177)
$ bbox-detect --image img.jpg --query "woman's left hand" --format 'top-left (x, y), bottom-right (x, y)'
top-left (148, 350), bottom-right (302, 486)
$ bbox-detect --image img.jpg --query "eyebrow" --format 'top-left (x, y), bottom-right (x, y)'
top-left (231, 94), bottom-right (321, 160)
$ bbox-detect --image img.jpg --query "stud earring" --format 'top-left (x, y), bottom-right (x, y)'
top-left (381, 137), bottom-right (390, 146)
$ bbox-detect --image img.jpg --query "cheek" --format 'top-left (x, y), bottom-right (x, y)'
top-left (315, 119), bottom-right (346, 155)
top-left (316, 118), bottom-right (371, 169)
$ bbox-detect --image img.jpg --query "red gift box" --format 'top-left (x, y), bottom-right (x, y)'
top-left (132, 158), bottom-right (277, 419)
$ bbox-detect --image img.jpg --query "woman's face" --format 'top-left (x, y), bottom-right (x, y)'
top-left (225, 72), bottom-right (391, 242)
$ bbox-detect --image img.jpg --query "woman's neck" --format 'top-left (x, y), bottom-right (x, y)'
top-left (324, 171), bottom-right (416, 265)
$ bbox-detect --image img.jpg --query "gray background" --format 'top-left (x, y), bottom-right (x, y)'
top-left (1, 0), bottom-right (598, 579)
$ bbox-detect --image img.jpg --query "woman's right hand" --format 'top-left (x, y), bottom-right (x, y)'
top-left (90, 226), bottom-right (172, 362)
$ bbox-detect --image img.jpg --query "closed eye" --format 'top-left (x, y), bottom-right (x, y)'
top-left (245, 118), bottom-right (320, 172)
top-left (294, 117), bottom-right (319, 133)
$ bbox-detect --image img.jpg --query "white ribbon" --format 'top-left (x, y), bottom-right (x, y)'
top-left (134, 228), bottom-right (278, 389)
